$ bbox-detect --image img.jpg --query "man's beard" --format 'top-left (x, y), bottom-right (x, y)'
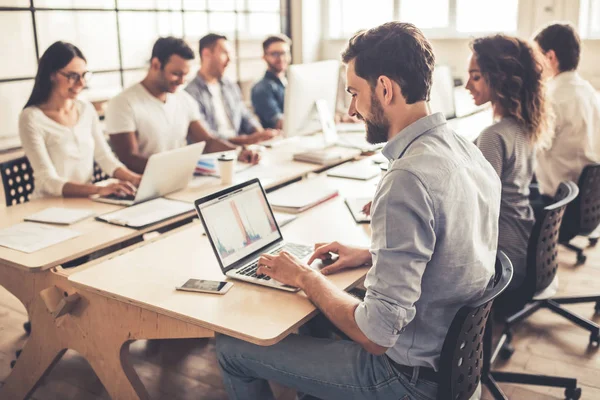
top-left (358, 92), bottom-right (389, 145)
top-left (267, 61), bottom-right (284, 74)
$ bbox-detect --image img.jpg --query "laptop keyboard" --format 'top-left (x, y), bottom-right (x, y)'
top-left (235, 243), bottom-right (313, 281)
top-left (102, 193), bottom-right (136, 201)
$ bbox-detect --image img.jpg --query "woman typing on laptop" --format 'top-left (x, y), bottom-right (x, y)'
top-left (19, 41), bottom-right (140, 199)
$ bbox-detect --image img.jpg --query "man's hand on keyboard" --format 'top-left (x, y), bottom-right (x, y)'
top-left (256, 251), bottom-right (312, 288)
top-left (308, 242), bottom-right (372, 276)
top-left (96, 181), bottom-right (137, 197)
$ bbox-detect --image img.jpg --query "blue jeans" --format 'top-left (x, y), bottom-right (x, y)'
top-left (216, 333), bottom-right (439, 400)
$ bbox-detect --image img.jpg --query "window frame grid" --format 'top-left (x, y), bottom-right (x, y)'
top-left (0, 0), bottom-right (290, 88)
top-left (328, 0), bottom-right (519, 39)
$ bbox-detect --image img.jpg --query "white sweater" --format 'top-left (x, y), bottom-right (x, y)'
top-left (18, 100), bottom-right (123, 198)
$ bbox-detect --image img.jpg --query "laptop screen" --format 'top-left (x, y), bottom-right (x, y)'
top-left (197, 181), bottom-right (282, 269)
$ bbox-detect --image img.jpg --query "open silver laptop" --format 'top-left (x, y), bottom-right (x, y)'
top-left (93, 142), bottom-right (206, 206)
top-left (194, 178), bottom-right (314, 292)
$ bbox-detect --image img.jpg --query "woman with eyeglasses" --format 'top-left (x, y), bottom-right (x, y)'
top-left (19, 41), bottom-right (140, 199)
top-left (466, 35), bottom-right (552, 303)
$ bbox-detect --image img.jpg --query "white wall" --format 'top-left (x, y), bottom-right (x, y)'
top-left (303, 0), bottom-right (600, 88)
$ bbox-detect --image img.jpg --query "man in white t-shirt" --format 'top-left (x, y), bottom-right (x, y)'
top-left (533, 23), bottom-right (600, 197)
top-left (106, 37), bottom-right (259, 173)
top-left (184, 33), bottom-right (280, 145)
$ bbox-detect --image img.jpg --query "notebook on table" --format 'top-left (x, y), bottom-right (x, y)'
top-left (267, 179), bottom-right (339, 214)
top-left (326, 161), bottom-right (381, 181)
top-left (95, 198), bottom-right (194, 229)
top-left (24, 207), bottom-right (95, 225)
top-left (344, 197), bottom-right (372, 224)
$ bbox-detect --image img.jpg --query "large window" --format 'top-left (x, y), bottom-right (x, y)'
top-left (328, 0), bottom-right (519, 38)
top-left (0, 0), bottom-right (288, 150)
top-left (580, 0), bottom-right (600, 38)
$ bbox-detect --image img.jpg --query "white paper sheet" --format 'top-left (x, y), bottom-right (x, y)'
top-left (0, 222), bottom-right (81, 253)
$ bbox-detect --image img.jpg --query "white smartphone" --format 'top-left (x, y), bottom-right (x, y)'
top-left (176, 279), bottom-right (233, 295)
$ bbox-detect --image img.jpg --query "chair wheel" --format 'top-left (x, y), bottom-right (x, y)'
top-left (15, 349), bottom-right (21, 358)
top-left (589, 237), bottom-right (598, 247)
top-left (499, 343), bottom-right (515, 360)
top-left (565, 387), bottom-right (582, 400)
top-left (10, 360), bottom-right (16, 369)
top-left (595, 301), bottom-right (600, 315)
top-left (576, 253), bottom-right (587, 265)
top-left (590, 333), bottom-right (600, 347)
top-left (23, 321), bottom-right (31, 335)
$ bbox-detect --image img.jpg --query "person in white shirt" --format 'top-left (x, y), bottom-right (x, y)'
top-left (106, 37), bottom-right (259, 174)
top-left (533, 23), bottom-right (600, 198)
top-left (19, 41), bottom-right (140, 199)
top-left (184, 33), bottom-right (280, 145)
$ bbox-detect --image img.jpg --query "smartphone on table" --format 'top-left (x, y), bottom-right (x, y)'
top-left (176, 279), bottom-right (233, 294)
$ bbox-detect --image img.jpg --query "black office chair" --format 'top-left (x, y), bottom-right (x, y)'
top-left (559, 163), bottom-right (600, 264)
top-left (437, 251), bottom-right (513, 400)
top-left (485, 181), bottom-right (590, 400)
top-left (92, 162), bottom-right (110, 183)
top-left (0, 156), bottom-right (34, 207)
top-left (1, 156), bottom-right (108, 208)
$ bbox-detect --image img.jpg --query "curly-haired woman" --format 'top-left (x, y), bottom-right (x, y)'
top-left (467, 34), bottom-right (552, 294)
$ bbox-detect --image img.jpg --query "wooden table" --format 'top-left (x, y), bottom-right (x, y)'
top-left (167, 143), bottom-right (362, 203)
top-left (64, 193), bottom-right (372, 399)
top-left (0, 197), bottom-right (203, 399)
top-left (0, 148), bottom-right (364, 399)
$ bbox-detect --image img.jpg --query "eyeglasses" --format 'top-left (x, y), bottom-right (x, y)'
top-left (266, 51), bottom-right (289, 59)
top-left (58, 70), bottom-right (93, 84)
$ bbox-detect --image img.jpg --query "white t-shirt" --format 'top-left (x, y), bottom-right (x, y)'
top-left (206, 82), bottom-right (236, 139)
top-left (19, 100), bottom-right (123, 199)
top-left (105, 83), bottom-right (202, 158)
top-left (536, 71), bottom-right (600, 195)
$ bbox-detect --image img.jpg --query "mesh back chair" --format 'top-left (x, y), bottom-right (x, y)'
top-left (92, 162), bottom-right (109, 183)
top-left (437, 251), bottom-right (513, 400)
top-left (1, 156), bottom-right (109, 207)
top-left (485, 181), bottom-right (588, 400)
top-left (559, 163), bottom-right (600, 264)
top-left (0, 156), bottom-right (34, 206)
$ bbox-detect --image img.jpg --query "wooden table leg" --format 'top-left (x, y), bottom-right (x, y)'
top-left (0, 265), bottom-right (215, 400)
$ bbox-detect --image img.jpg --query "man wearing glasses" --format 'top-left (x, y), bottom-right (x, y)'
top-left (185, 33), bottom-right (280, 145)
top-left (251, 35), bottom-right (292, 130)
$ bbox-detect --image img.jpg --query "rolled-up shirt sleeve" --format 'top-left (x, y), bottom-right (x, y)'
top-left (18, 110), bottom-right (68, 197)
top-left (354, 169), bottom-right (436, 347)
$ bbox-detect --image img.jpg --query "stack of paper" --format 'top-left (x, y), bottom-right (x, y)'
top-left (292, 149), bottom-right (344, 165)
top-left (0, 223), bottom-right (81, 253)
top-left (268, 179), bottom-right (339, 214)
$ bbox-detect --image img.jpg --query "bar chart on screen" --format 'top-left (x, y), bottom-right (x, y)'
top-left (202, 187), bottom-right (279, 262)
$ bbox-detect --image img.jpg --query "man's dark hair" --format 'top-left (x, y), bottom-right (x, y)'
top-left (199, 33), bottom-right (228, 58)
top-left (341, 22), bottom-right (435, 103)
top-left (262, 34), bottom-right (291, 53)
top-left (151, 36), bottom-right (194, 67)
top-left (534, 23), bottom-right (581, 72)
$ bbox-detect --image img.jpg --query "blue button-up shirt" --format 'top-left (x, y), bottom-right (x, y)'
top-left (354, 112), bottom-right (501, 370)
top-left (251, 70), bottom-right (285, 129)
top-left (185, 74), bottom-right (260, 139)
